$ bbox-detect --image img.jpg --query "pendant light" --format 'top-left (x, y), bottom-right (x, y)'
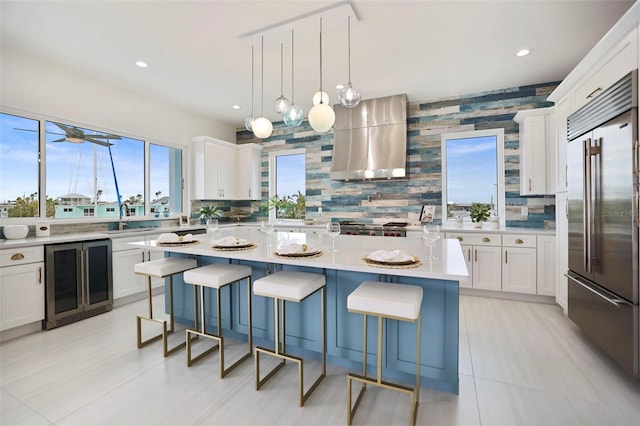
top-left (244, 45), bottom-right (255, 132)
top-left (308, 18), bottom-right (335, 133)
top-left (283, 29), bottom-right (304, 127)
top-left (252, 36), bottom-right (273, 139)
top-left (338, 16), bottom-right (361, 108)
top-left (274, 43), bottom-right (290, 113)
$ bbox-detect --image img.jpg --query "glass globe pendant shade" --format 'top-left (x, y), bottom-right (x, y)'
top-left (244, 116), bottom-right (255, 132)
top-left (312, 91), bottom-right (330, 106)
top-left (283, 104), bottom-right (304, 127)
top-left (274, 95), bottom-right (290, 113)
top-left (339, 83), bottom-right (361, 108)
top-left (308, 103), bottom-right (335, 133)
top-left (252, 117), bottom-right (273, 139)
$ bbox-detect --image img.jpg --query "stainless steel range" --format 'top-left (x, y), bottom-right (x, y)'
top-left (339, 221), bottom-right (407, 237)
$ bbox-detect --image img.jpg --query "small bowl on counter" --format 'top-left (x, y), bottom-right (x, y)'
top-left (3, 224), bottom-right (29, 240)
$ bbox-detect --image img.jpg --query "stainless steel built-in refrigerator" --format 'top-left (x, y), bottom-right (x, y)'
top-left (567, 70), bottom-right (639, 378)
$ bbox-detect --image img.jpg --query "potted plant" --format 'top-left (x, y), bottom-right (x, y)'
top-left (263, 191), bottom-right (306, 219)
top-left (198, 205), bottom-right (221, 224)
top-left (469, 203), bottom-right (491, 227)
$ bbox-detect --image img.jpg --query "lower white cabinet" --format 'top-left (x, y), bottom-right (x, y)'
top-left (112, 234), bottom-right (163, 299)
top-left (0, 246), bottom-right (45, 331)
top-left (447, 232), bottom-right (501, 291)
top-left (502, 235), bottom-right (537, 294)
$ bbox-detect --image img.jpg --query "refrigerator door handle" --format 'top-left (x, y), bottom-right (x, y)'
top-left (565, 274), bottom-right (628, 307)
top-left (583, 138), bottom-right (592, 273)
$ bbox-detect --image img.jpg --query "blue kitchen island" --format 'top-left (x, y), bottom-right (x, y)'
top-left (131, 228), bottom-right (468, 394)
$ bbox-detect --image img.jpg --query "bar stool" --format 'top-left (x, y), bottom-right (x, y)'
top-left (346, 280), bottom-right (423, 426)
top-left (253, 270), bottom-right (326, 406)
top-left (134, 256), bottom-right (197, 357)
top-left (183, 263), bottom-right (253, 377)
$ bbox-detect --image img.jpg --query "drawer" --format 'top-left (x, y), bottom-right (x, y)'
top-left (502, 235), bottom-right (536, 248)
top-left (446, 233), bottom-right (501, 246)
top-left (1, 246), bottom-right (44, 266)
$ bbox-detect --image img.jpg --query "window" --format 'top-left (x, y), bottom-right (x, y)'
top-left (0, 113), bottom-right (40, 218)
top-left (150, 143), bottom-right (182, 215)
top-left (441, 129), bottom-right (505, 226)
top-left (0, 111), bottom-right (184, 221)
top-left (268, 148), bottom-right (306, 220)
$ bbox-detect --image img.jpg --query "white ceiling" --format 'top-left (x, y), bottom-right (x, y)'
top-left (1, 0), bottom-right (635, 129)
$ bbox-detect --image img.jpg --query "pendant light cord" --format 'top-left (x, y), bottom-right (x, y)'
top-left (319, 17), bottom-right (324, 104)
top-left (290, 30), bottom-right (295, 104)
top-left (280, 43), bottom-right (284, 96)
top-left (261, 36), bottom-right (264, 117)
top-left (347, 15), bottom-right (352, 85)
top-left (251, 45), bottom-right (254, 117)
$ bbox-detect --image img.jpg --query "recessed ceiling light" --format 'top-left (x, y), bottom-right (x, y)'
top-left (135, 61), bottom-right (148, 68)
top-left (336, 83), bottom-right (344, 90)
top-left (516, 49), bottom-right (531, 57)
top-left (232, 105), bottom-right (241, 110)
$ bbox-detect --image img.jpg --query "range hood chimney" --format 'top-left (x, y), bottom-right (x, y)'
top-left (330, 94), bottom-right (407, 180)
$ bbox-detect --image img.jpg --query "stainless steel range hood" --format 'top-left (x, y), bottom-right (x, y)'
top-left (330, 94), bottom-right (407, 180)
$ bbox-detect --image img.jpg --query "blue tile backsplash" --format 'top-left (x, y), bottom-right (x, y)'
top-left (192, 81), bottom-right (558, 229)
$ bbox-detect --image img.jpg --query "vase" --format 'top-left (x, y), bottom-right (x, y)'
top-left (473, 221), bottom-right (482, 228)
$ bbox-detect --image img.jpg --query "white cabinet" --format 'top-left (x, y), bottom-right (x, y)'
top-left (447, 232), bottom-right (501, 291)
top-left (514, 107), bottom-right (556, 195)
top-left (235, 143), bottom-right (263, 200)
top-left (502, 235), bottom-right (537, 295)
top-left (111, 234), bottom-right (164, 300)
top-left (191, 136), bottom-right (262, 201)
top-left (572, 27), bottom-right (638, 110)
top-left (536, 235), bottom-right (556, 297)
top-left (554, 95), bottom-right (571, 193)
top-left (555, 193), bottom-right (568, 312)
top-left (0, 246), bottom-right (44, 330)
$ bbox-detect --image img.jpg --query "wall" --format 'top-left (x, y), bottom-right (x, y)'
top-left (211, 81), bottom-right (558, 229)
top-left (0, 48), bottom-right (235, 145)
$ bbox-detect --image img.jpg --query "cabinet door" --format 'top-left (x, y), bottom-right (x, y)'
top-left (0, 262), bottom-right (45, 330)
top-left (537, 235), bottom-right (556, 296)
top-left (502, 247), bottom-right (537, 294)
top-left (112, 249), bottom-right (145, 299)
top-left (472, 245), bottom-right (501, 291)
top-left (520, 115), bottom-right (548, 195)
top-left (204, 142), bottom-right (221, 199)
top-left (555, 193), bottom-right (569, 311)
top-left (236, 145), bottom-right (262, 200)
top-left (555, 96), bottom-right (571, 192)
top-left (84, 240), bottom-right (113, 308)
top-left (460, 244), bottom-right (473, 289)
top-left (217, 144), bottom-right (236, 199)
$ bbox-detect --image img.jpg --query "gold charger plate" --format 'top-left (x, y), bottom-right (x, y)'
top-left (274, 250), bottom-right (323, 259)
top-left (211, 243), bottom-right (257, 251)
top-left (361, 256), bottom-right (421, 269)
top-left (157, 240), bottom-right (200, 247)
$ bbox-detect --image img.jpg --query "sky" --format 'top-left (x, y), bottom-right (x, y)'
top-left (276, 153), bottom-right (305, 198)
top-left (446, 135), bottom-right (497, 206)
top-left (0, 113), bottom-right (170, 203)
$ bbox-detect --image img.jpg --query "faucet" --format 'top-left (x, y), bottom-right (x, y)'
top-left (118, 203), bottom-right (130, 230)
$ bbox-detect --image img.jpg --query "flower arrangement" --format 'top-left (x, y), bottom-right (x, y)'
top-left (199, 205), bottom-right (221, 222)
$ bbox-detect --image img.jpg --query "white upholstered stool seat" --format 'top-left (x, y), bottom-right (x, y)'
top-left (253, 270), bottom-right (326, 301)
top-left (253, 270), bottom-right (326, 406)
top-left (346, 280), bottom-right (424, 426)
top-left (134, 256), bottom-right (197, 357)
top-left (183, 262), bottom-right (253, 376)
top-left (347, 280), bottom-right (422, 321)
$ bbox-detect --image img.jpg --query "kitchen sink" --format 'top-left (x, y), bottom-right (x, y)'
top-left (103, 227), bottom-right (158, 234)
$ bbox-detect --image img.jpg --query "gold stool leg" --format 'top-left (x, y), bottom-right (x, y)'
top-left (187, 284), bottom-right (219, 366)
top-left (136, 275), bottom-right (163, 348)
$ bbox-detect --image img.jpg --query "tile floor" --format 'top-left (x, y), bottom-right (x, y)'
top-left (1, 295), bottom-right (639, 425)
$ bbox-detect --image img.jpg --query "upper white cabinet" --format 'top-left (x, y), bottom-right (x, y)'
top-left (235, 144), bottom-right (263, 201)
top-left (191, 136), bottom-right (262, 200)
top-left (554, 95), bottom-right (571, 193)
top-left (572, 27), bottom-right (638, 111)
top-left (514, 107), bottom-right (556, 196)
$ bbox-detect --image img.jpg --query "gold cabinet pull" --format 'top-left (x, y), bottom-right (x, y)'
top-left (482, 237), bottom-right (490, 243)
top-left (457, 236), bottom-right (463, 242)
top-left (11, 253), bottom-right (25, 261)
top-left (515, 238), bottom-right (524, 244)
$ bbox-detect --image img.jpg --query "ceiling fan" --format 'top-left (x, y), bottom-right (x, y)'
top-left (50, 122), bottom-right (120, 147)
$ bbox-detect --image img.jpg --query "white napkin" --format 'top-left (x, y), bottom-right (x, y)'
top-left (157, 233), bottom-right (180, 243)
top-left (367, 249), bottom-right (412, 262)
top-left (213, 236), bottom-right (249, 246)
top-left (277, 243), bottom-right (310, 254)
top-left (156, 233), bottom-right (194, 243)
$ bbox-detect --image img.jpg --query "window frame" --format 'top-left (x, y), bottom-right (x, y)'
top-left (267, 147), bottom-right (306, 221)
top-left (0, 107), bottom-right (186, 224)
top-left (441, 128), bottom-right (505, 228)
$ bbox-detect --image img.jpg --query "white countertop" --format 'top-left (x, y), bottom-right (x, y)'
top-left (130, 228), bottom-right (469, 282)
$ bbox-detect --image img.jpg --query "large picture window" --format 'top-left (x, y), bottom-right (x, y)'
top-left (0, 111), bottom-right (184, 220)
top-left (441, 129), bottom-right (505, 226)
